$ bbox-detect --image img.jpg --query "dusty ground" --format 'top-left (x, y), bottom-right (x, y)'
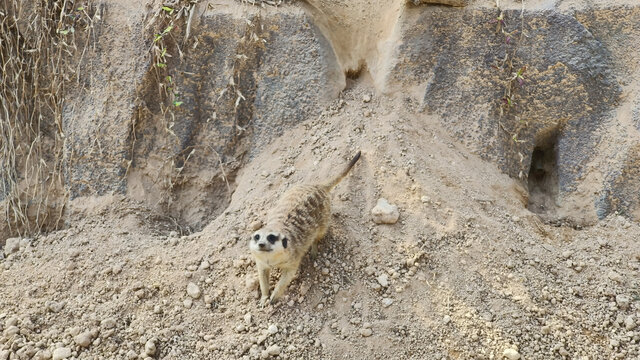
top-left (1, 81), bottom-right (639, 360)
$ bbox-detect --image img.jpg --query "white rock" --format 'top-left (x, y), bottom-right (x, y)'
top-left (0, 350), bottom-right (10, 360)
top-left (624, 316), bottom-right (636, 330)
top-left (616, 294), bottom-right (630, 310)
top-left (52, 347), bottom-right (72, 360)
top-left (502, 348), bottom-right (520, 360)
top-left (3, 237), bottom-right (20, 256)
top-left (443, 315), bottom-right (451, 324)
top-left (101, 318), bottom-right (116, 329)
top-left (183, 298), bottom-right (193, 308)
top-left (267, 324), bottom-right (278, 335)
top-left (371, 198), bottom-right (399, 224)
top-left (74, 331), bottom-right (93, 348)
top-left (266, 345), bottom-right (281, 356)
top-left (144, 339), bottom-right (157, 356)
top-left (382, 298), bottom-right (394, 307)
top-left (187, 282), bottom-right (201, 299)
top-left (244, 313), bottom-right (252, 325)
top-left (362, 94), bottom-right (372, 103)
top-left (359, 328), bottom-right (373, 337)
top-left (376, 274), bottom-right (389, 287)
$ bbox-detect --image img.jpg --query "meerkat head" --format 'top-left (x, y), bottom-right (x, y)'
top-left (249, 229), bottom-right (289, 254)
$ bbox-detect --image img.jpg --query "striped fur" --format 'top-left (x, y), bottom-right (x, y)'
top-left (249, 151), bottom-right (361, 306)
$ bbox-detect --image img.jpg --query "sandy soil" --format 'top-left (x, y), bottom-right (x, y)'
top-left (1, 81), bottom-right (639, 360)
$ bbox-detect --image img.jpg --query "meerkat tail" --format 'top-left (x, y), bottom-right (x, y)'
top-left (323, 151), bottom-right (361, 190)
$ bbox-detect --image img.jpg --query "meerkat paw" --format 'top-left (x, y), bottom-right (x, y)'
top-left (260, 296), bottom-right (270, 308)
top-left (269, 293), bottom-right (281, 305)
top-left (310, 242), bottom-right (319, 258)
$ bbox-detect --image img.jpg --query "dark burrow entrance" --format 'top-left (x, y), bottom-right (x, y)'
top-left (527, 130), bottom-right (560, 214)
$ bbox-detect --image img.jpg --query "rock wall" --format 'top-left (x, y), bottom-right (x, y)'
top-left (2, 0), bottom-right (640, 241)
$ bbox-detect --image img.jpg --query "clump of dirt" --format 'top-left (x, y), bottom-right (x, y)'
top-left (1, 83), bottom-right (639, 359)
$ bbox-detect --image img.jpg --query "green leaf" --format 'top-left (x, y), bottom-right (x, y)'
top-left (162, 6), bottom-right (174, 13)
top-left (77, 6), bottom-right (85, 11)
top-left (174, 101), bottom-right (183, 107)
top-left (163, 25), bottom-right (173, 34)
top-left (166, 76), bottom-right (172, 83)
top-left (156, 63), bottom-right (167, 68)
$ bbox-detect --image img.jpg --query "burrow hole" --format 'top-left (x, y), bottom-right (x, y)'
top-left (527, 130), bottom-right (560, 214)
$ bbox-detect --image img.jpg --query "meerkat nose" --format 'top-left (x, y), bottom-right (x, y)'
top-left (258, 243), bottom-right (266, 249)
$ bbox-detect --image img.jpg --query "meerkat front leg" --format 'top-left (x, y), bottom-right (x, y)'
top-left (269, 265), bottom-right (299, 304)
top-left (311, 226), bottom-right (328, 258)
top-left (257, 262), bottom-right (271, 307)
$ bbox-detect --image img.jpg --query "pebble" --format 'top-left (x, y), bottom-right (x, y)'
top-left (3, 238), bottom-right (21, 256)
top-left (74, 331), bottom-right (93, 348)
top-left (443, 315), bottom-right (451, 325)
top-left (359, 328), bottom-right (373, 337)
top-left (183, 298), bottom-right (193, 308)
top-left (382, 298), bottom-right (394, 307)
top-left (187, 282), bottom-right (201, 299)
top-left (371, 198), bottom-right (400, 224)
top-left (377, 274), bottom-right (389, 287)
top-left (199, 260), bottom-right (210, 270)
top-left (101, 318), bottom-right (116, 329)
top-left (502, 348), bottom-right (520, 360)
top-left (608, 271), bottom-right (623, 283)
top-left (144, 339), bottom-right (157, 356)
top-left (244, 313), bottom-right (253, 325)
top-left (616, 294), bottom-right (630, 310)
top-left (250, 220), bottom-right (263, 231)
top-left (362, 94), bottom-right (372, 103)
top-left (267, 324), bottom-right (278, 335)
top-left (624, 316), bottom-right (636, 330)
top-left (52, 347), bottom-right (72, 360)
top-left (266, 344), bottom-right (281, 356)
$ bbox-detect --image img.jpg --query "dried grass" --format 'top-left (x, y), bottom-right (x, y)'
top-left (0, 0), bottom-right (97, 238)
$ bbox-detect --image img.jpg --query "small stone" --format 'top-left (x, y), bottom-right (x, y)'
top-left (420, 196), bottom-right (430, 203)
top-left (52, 347), bottom-right (72, 360)
top-left (250, 220), bottom-right (263, 231)
top-left (266, 345), bottom-right (281, 356)
top-left (321, 268), bottom-right (329, 275)
top-left (3, 326), bottom-right (19, 336)
top-left (608, 271), bottom-right (623, 283)
top-left (616, 294), bottom-right (630, 310)
top-left (199, 260), bottom-right (210, 270)
top-left (624, 316), bottom-right (636, 330)
top-left (364, 266), bottom-right (375, 276)
top-left (3, 237), bottom-right (20, 256)
top-left (362, 94), bottom-right (371, 103)
top-left (376, 274), bottom-right (389, 287)
top-left (502, 348), bottom-right (520, 360)
top-left (204, 295), bottom-right (213, 305)
top-left (561, 250), bottom-right (572, 259)
top-left (244, 313), bottom-right (252, 325)
top-left (235, 324), bottom-right (246, 333)
top-left (0, 350), bottom-right (10, 360)
top-left (74, 331), bottom-right (93, 348)
top-left (187, 282), bottom-right (201, 299)
top-left (382, 298), bottom-right (394, 307)
top-left (267, 324), bottom-right (278, 335)
top-left (144, 339), bottom-right (157, 356)
top-left (101, 318), bottom-right (116, 329)
top-left (359, 328), bottom-right (373, 337)
top-left (112, 264), bottom-right (122, 275)
top-left (443, 315), bottom-right (451, 325)
top-left (169, 231), bottom-right (178, 238)
top-left (371, 198), bottom-right (400, 224)
top-left (183, 298), bottom-right (193, 308)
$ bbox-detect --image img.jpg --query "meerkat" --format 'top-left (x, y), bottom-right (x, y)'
top-left (249, 151), bottom-right (361, 306)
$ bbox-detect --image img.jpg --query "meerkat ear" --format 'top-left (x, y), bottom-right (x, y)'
top-left (282, 237), bottom-right (288, 248)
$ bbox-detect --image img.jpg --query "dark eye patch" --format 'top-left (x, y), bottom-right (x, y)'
top-left (253, 234), bottom-right (260, 241)
top-left (267, 234), bottom-right (277, 244)
top-left (282, 237), bottom-right (288, 248)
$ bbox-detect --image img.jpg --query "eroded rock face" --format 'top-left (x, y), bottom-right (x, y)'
top-left (386, 5), bottom-right (640, 222)
top-left (116, 5), bottom-right (339, 230)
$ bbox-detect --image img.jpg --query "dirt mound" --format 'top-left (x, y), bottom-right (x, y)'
top-left (2, 84), bottom-right (639, 359)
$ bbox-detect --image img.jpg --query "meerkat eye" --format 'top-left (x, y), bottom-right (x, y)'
top-left (282, 238), bottom-right (288, 248)
top-left (267, 234), bottom-right (277, 244)
top-left (253, 234), bottom-right (260, 241)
